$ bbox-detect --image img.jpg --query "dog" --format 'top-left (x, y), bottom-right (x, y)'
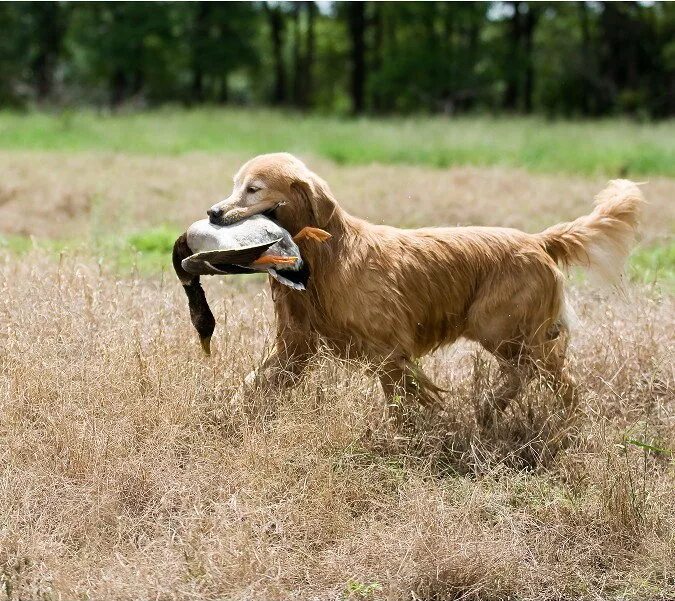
top-left (191, 153), bottom-right (644, 419)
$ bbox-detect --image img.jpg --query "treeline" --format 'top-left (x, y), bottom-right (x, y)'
top-left (0, 1), bottom-right (673, 117)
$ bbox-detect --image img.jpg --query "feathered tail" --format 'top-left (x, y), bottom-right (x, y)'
top-left (538, 179), bottom-right (645, 284)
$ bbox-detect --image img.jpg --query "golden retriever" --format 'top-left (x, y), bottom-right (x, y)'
top-left (190, 153), bottom-right (644, 419)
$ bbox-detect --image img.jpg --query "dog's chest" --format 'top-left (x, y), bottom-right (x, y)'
top-left (306, 270), bottom-right (412, 352)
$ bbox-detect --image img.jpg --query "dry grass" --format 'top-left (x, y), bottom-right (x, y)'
top-left (1, 254), bottom-right (673, 600)
top-left (0, 152), bottom-right (673, 242)
top-left (0, 154), bottom-right (674, 600)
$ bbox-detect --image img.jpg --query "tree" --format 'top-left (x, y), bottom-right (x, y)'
top-left (0, 4), bottom-right (24, 105)
top-left (305, 1), bottom-right (316, 108)
top-left (0, 1), bottom-right (670, 117)
top-left (346, 1), bottom-right (367, 114)
top-left (264, 1), bottom-right (287, 105)
top-left (29, 1), bottom-right (66, 101)
top-left (521, 3), bottom-right (541, 113)
top-left (502, 1), bottom-right (522, 111)
top-left (186, 2), bottom-right (258, 104)
top-left (190, 2), bottom-right (210, 103)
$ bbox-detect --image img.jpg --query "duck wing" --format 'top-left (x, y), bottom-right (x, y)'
top-left (182, 238), bottom-right (282, 275)
top-left (182, 257), bottom-right (255, 276)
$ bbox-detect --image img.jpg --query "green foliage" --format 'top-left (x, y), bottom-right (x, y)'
top-left (0, 109), bottom-right (673, 177)
top-left (343, 580), bottom-right (382, 600)
top-left (0, 235), bottom-right (72, 256)
top-left (121, 226), bottom-right (180, 273)
top-left (127, 226), bottom-right (178, 255)
top-left (0, 228), bottom-right (179, 276)
top-left (2, 226), bottom-right (672, 288)
top-left (629, 241), bottom-right (675, 285)
top-left (0, 235), bottom-right (35, 254)
top-left (623, 438), bottom-right (672, 456)
top-left (0, 2), bottom-right (672, 117)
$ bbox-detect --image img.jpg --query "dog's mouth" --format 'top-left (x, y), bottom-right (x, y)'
top-left (262, 201), bottom-right (286, 222)
top-left (208, 202), bottom-right (282, 227)
top-left (262, 206), bottom-right (277, 219)
top-left (209, 214), bottom-right (232, 226)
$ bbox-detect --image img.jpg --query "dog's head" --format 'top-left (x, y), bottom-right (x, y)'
top-left (207, 153), bottom-right (338, 234)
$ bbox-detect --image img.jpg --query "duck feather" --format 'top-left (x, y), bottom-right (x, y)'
top-left (181, 239), bottom-right (281, 275)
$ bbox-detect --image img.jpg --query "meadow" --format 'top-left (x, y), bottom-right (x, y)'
top-left (0, 111), bottom-right (673, 600)
top-left (0, 109), bottom-right (674, 176)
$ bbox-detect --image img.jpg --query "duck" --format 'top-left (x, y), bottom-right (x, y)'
top-left (181, 214), bottom-right (331, 290)
top-left (172, 215), bottom-right (330, 354)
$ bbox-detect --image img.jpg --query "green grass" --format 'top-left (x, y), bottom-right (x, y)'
top-left (0, 229), bottom-right (178, 276)
top-left (0, 228), bottom-right (269, 288)
top-left (0, 108), bottom-right (673, 176)
top-left (629, 240), bottom-right (675, 284)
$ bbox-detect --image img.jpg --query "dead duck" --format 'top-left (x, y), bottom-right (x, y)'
top-left (182, 214), bottom-right (329, 290)
top-left (172, 215), bottom-right (330, 354)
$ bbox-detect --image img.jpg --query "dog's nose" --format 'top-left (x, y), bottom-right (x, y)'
top-left (207, 207), bottom-right (223, 223)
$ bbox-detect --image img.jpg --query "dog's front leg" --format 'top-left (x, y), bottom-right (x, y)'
top-left (234, 283), bottom-right (317, 402)
top-left (244, 330), bottom-right (318, 392)
top-left (378, 357), bottom-right (444, 424)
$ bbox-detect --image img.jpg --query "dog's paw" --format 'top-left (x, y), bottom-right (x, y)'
top-left (243, 370), bottom-right (257, 387)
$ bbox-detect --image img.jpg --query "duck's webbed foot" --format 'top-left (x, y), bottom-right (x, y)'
top-left (293, 227), bottom-right (332, 243)
top-left (252, 254), bottom-right (298, 267)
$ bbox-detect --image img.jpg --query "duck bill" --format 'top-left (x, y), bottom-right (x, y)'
top-left (173, 233), bottom-right (216, 355)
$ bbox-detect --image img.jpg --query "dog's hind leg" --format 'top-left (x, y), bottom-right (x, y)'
top-left (534, 323), bottom-right (579, 410)
top-left (478, 322), bottom-right (578, 427)
top-left (493, 361), bottom-right (525, 412)
top-left (476, 341), bottom-right (529, 427)
top-left (468, 265), bottom-right (579, 425)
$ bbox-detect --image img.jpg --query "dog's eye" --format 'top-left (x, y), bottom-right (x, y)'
top-left (246, 186), bottom-right (260, 194)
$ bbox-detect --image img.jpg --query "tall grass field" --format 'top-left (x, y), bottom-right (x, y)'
top-left (0, 110), bottom-right (673, 600)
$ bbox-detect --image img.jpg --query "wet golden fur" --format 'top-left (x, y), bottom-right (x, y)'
top-left (209, 153), bottom-right (644, 414)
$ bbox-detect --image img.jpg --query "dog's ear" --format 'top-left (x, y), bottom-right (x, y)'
top-left (291, 172), bottom-right (338, 228)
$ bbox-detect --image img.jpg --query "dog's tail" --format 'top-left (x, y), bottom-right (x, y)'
top-left (538, 179), bottom-right (645, 285)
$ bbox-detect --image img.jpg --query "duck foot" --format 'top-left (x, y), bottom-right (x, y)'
top-left (293, 227), bottom-right (332, 243)
top-left (252, 254), bottom-right (298, 267)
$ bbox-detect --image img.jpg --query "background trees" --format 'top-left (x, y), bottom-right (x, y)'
top-left (0, 1), bottom-right (672, 117)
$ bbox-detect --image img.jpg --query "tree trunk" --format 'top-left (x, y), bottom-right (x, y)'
top-left (218, 74), bottom-right (229, 104)
top-left (443, 4), bottom-right (455, 90)
top-left (190, 2), bottom-right (209, 104)
top-left (264, 1), bottom-right (287, 105)
top-left (347, 1), bottom-right (367, 114)
top-left (463, 9), bottom-right (481, 111)
top-left (305, 1), bottom-right (316, 108)
top-left (31, 2), bottom-right (64, 102)
top-left (292, 2), bottom-right (303, 106)
top-left (578, 1), bottom-right (591, 114)
top-left (110, 69), bottom-right (128, 108)
top-left (522, 5), bottom-right (539, 113)
top-left (503, 1), bottom-right (522, 110)
top-left (370, 1), bottom-right (384, 112)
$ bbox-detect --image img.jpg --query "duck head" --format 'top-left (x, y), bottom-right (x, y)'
top-left (172, 233), bottom-right (215, 355)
